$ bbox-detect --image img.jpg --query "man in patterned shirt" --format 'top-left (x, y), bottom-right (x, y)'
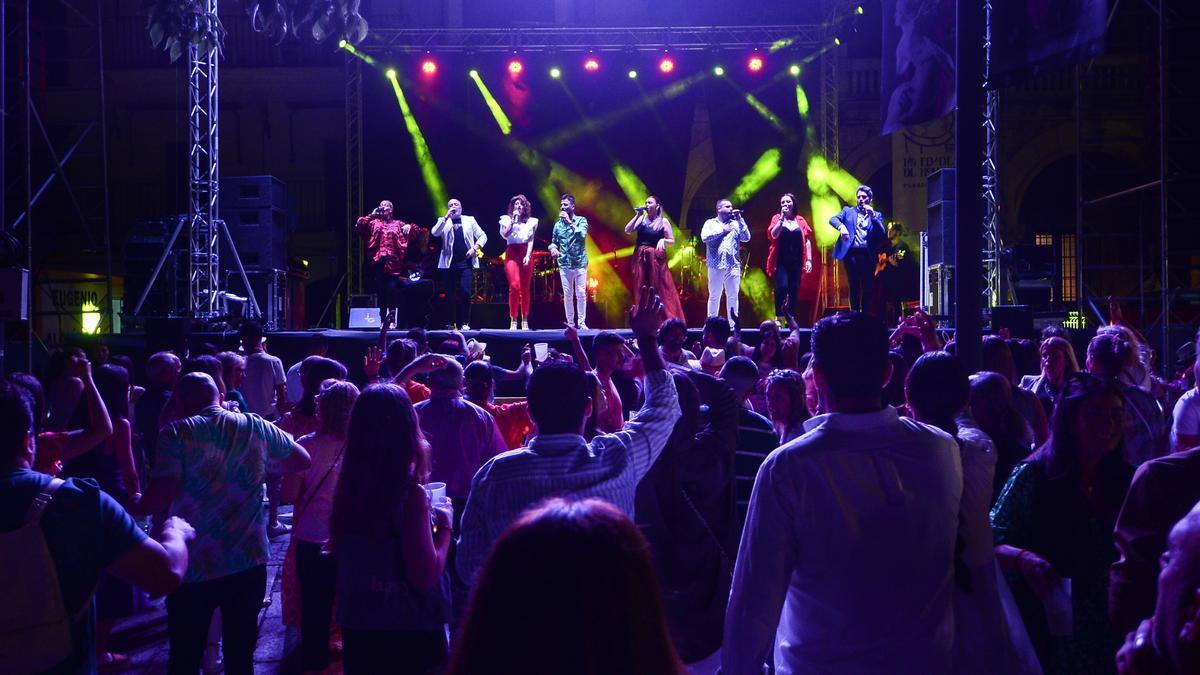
top-left (356, 199), bottom-right (431, 325)
top-left (456, 287), bottom-right (677, 585)
top-left (701, 198), bottom-right (751, 326)
top-left (549, 193), bottom-right (590, 329)
top-left (136, 373), bottom-right (311, 675)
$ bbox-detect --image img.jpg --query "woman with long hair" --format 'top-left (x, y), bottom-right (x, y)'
top-left (625, 195), bottom-right (685, 321)
top-left (1019, 336), bottom-right (1080, 418)
top-left (765, 368), bottom-right (809, 444)
top-left (970, 371), bottom-right (1035, 499)
top-left (982, 335), bottom-right (1049, 446)
top-left (282, 379), bottom-right (359, 672)
top-left (499, 193), bottom-right (539, 330)
top-left (448, 498), bottom-right (685, 675)
top-left (277, 356), bottom-right (348, 439)
top-left (991, 373), bottom-right (1135, 674)
top-left (329, 384), bottom-right (453, 674)
top-left (766, 193), bottom-right (813, 325)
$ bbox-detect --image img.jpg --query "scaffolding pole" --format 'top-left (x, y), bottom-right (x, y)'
top-left (187, 0), bottom-right (221, 319)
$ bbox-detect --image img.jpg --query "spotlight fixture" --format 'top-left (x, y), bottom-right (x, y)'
top-left (856, 5), bottom-right (864, 14)
top-left (658, 55), bottom-right (676, 74)
top-left (550, 67), bottom-right (562, 78)
top-left (469, 69), bottom-right (479, 78)
top-left (833, 37), bottom-right (842, 46)
top-left (789, 64), bottom-right (801, 76)
top-left (337, 39), bottom-right (347, 49)
top-left (508, 59), bottom-right (524, 75)
top-left (385, 68), bottom-right (397, 79)
top-left (420, 58), bottom-right (437, 75)
top-left (628, 69), bottom-right (638, 79)
top-left (748, 54), bottom-right (765, 72)
top-left (583, 56), bottom-right (601, 72)
top-left (713, 65), bottom-right (726, 76)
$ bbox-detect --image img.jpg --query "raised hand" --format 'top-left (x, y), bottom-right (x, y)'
top-left (363, 345), bottom-right (383, 379)
top-left (628, 286), bottom-right (665, 340)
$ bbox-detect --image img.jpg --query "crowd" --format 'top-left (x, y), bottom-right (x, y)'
top-left (4, 292), bottom-right (1200, 675)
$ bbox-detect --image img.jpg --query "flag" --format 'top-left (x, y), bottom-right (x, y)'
top-left (880, 0), bottom-right (957, 136)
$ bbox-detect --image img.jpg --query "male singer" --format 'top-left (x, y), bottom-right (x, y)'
top-left (830, 185), bottom-right (888, 313)
top-left (549, 193), bottom-right (590, 329)
top-left (701, 198), bottom-right (751, 326)
top-left (432, 198), bottom-right (488, 330)
top-left (355, 200), bottom-right (431, 325)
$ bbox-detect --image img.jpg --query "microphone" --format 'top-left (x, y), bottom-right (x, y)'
top-left (634, 206), bottom-right (647, 213)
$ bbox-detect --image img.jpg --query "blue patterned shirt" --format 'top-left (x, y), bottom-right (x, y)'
top-left (456, 369), bottom-right (679, 584)
top-left (701, 217), bottom-right (751, 270)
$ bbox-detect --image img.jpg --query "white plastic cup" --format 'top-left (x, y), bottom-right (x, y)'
top-left (534, 342), bottom-right (549, 362)
top-left (422, 481), bottom-right (447, 501)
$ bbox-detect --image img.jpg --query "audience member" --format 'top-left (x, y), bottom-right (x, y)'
top-left (1020, 336), bottom-right (1080, 418)
top-left (1110, 445), bottom-right (1200, 634)
top-left (286, 333), bottom-right (330, 404)
top-left (635, 371), bottom-right (739, 666)
top-left (456, 288), bottom-right (677, 586)
top-left (718, 356), bottom-right (777, 525)
top-left (9, 359), bottom-right (113, 477)
top-left (328, 384), bottom-right (454, 674)
top-left (658, 318), bottom-right (695, 368)
top-left (1169, 328), bottom-right (1200, 453)
top-left (982, 335), bottom-right (1050, 446)
top-left (991, 372), bottom-right (1134, 674)
top-left (463, 360), bottom-right (533, 451)
top-left (282, 380), bottom-right (359, 672)
top-left (0, 382), bottom-right (191, 674)
top-left (723, 311), bottom-right (963, 674)
top-left (970, 371), bottom-right (1035, 499)
top-left (1087, 332), bottom-right (1168, 467)
top-left (134, 372), bottom-right (310, 675)
top-left (216, 351), bottom-right (250, 414)
top-left (764, 368), bottom-right (807, 444)
top-left (882, 349), bottom-right (910, 408)
top-left (566, 327), bottom-right (631, 433)
top-left (414, 359), bottom-right (506, 514)
top-left (134, 351), bottom-right (181, 471)
top-left (109, 354), bottom-right (144, 406)
top-left (239, 322), bottom-right (289, 420)
top-left (1114, 501), bottom-right (1200, 675)
top-left (448, 498), bottom-right (684, 675)
top-left (277, 356), bottom-right (348, 440)
top-left (44, 347), bottom-right (87, 431)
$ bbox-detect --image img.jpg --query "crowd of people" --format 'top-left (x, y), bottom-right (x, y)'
top-left (5, 292), bottom-right (1200, 675)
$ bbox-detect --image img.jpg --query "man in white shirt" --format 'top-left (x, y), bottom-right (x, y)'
top-left (285, 333), bottom-right (330, 404)
top-left (701, 199), bottom-right (750, 326)
top-left (432, 198), bottom-right (488, 330)
top-left (722, 311), bottom-right (963, 675)
top-left (1171, 328), bottom-right (1200, 452)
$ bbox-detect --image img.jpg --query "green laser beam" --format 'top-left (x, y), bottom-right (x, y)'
top-left (469, 72), bottom-right (513, 135)
top-left (730, 148), bottom-right (783, 204)
top-left (387, 75), bottom-right (448, 210)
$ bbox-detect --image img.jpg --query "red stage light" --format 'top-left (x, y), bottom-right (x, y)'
top-left (658, 56), bottom-right (676, 74)
top-left (583, 56), bottom-right (601, 72)
top-left (747, 55), bottom-right (765, 72)
top-left (420, 58), bottom-right (437, 75)
top-left (508, 59), bottom-right (523, 75)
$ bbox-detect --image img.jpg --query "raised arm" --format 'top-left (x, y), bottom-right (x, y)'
top-left (701, 219), bottom-right (724, 243)
top-left (737, 216), bottom-right (751, 242)
top-left (499, 214), bottom-right (514, 239)
top-left (58, 359), bottom-right (114, 462)
top-left (625, 212), bottom-right (644, 234)
top-left (401, 482), bottom-right (452, 594)
top-left (564, 325), bottom-right (591, 372)
top-left (767, 213), bottom-right (783, 240)
top-left (431, 216), bottom-right (448, 237)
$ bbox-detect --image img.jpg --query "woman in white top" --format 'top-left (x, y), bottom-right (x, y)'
top-left (499, 194), bottom-right (538, 330)
top-left (282, 379), bottom-right (360, 672)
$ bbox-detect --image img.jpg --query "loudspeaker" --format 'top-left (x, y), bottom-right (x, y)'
top-left (220, 176), bottom-right (287, 210)
top-left (926, 200), bottom-right (956, 267)
top-left (991, 305), bottom-right (1034, 339)
top-left (219, 176), bottom-right (289, 272)
top-left (1012, 279), bottom-right (1053, 309)
top-left (146, 317), bottom-right (191, 355)
top-left (928, 168), bottom-right (956, 206)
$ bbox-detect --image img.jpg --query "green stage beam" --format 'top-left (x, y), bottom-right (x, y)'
top-left (469, 71), bottom-right (513, 135)
top-left (730, 148), bottom-right (783, 204)
top-left (387, 73), bottom-right (448, 210)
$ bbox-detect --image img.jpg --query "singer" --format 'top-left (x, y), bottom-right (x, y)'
top-left (766, 192), bottom-right (813, 325)
top-left (830, 185), bottom-right (888, 313)
top-left (549, 193), bottom-right (590, 329)
top-left (624, 196), bottom-right (685, 322)
top-left (701, 198), bottom-right (751, 326)
top-left (499, 194), bottom-right (538, 330)
top-left (355, 200), bottom-right (430, 324)
top-left (432, 197), bottom-right (487, 330)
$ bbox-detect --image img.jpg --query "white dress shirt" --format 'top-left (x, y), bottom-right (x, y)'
top-left (701, 216), bottom-right (750, 271)
top-left (722, 406), bottom-right (963, 675)
top-left (498, 215), bottom-right (539, 246)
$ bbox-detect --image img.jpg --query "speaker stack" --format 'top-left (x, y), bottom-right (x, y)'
top-left (925, 169), bottom-right (956, 316)
top-left (219, 176), bottom-right (291, 329)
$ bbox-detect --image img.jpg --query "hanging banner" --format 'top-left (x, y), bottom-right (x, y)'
top-left (880, 0), bottom-right (957, 136)
top-left (992, 0), bottom-right (1108, 86)
top-left (892, 114), bottom-right (955, 232)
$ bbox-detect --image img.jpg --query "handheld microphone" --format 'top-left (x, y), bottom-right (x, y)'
top-left (634, 206), bottom-right (647, 213)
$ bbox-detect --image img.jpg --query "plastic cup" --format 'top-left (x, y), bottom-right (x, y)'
top-left (422, 481), bottom-right (447, 501)
top-left (534, 342), bottom-right (549, 362)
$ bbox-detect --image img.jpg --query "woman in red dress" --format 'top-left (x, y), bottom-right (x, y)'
top-left (624, 196), bottom-right (685, 322)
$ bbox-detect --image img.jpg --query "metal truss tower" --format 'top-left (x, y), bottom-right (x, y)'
top-left (982, 0), bottom-right (1001, 309)
top-left (187, 0), bottom-right (221, 319)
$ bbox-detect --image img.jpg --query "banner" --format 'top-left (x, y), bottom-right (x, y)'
top-left (880, 0), bottom-right (956, 136)
top-left (992, 0), bottom-right (1108, 85)
top-left (892, 114), bottom-right (955, 233)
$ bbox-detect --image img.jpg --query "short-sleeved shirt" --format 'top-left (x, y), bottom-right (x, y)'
top-left (242, 351), bottom-right (287, 418)
top-left (0, 470), bottom-right (146, 675)
top-left (154, 405), bottom-right (296, 582)
top-left (1172, 387), bottom-right (1200, 452)
top-left (551, 216), bottom-right (589, 269)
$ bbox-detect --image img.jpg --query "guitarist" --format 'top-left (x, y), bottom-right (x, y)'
top-left (830, 185), bottom-right (888, 314)
top-left (875, 221), bottom-right (913, 324)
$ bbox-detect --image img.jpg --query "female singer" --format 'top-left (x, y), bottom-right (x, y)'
top-left (624, 196), bottom-right (685, 321)
top-left (499, 194), bottom-right (538, 330)
top-left (766, 193), bottom-right (813, 324)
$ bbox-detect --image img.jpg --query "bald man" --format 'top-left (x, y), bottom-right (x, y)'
top-left (136, 372), bottom-right (310, 674)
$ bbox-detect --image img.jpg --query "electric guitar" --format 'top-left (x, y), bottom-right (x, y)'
top-left (874, 247), bottom-right (906, 276)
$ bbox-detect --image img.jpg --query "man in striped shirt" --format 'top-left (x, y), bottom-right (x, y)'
top-left (456, 288), bottom-right (677, 585)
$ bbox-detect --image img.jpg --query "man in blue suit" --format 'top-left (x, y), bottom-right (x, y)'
top-left (830, 185), bottom-right (888, 314)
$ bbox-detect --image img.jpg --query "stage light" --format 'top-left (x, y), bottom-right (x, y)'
top-left (628, 70), bottom-right (638, 79)
top-left (337, 39), bottom-right (347, 49)
top-left (713, 65), bottom-right (725, 76)
top-left (795, 83), bottom-right (810, 117)
top-left (507, 59), bottom-right (524, 75)
top-left (789, 64), bottom-right (801, 76)
top-left (856, 5), bottom-right (864, 14)
top-left (550, 67), bottom-right (562, 78)
top-left (833, 37), bottom-right (842, 46)
top-left (658, 56), bottom-right (676, 74)
top-left (469, 69), bottom-right (513, 135)
top-left (469, 68), bottom-right (479, 78)
top-left (385, 68), bottom-right (397, 79)
top-left (583, 56), bottom-right (600, 72)
top-left (748, 55), bottom-right (765, 72)
top-left (420, 58), bottom-right (437, 75)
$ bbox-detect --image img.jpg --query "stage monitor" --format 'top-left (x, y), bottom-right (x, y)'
top-left (348, 307), bottom-right (381, 329)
